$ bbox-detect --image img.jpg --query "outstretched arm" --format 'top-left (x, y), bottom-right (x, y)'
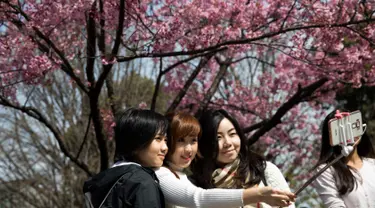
top-left (156, 167), bottom-right (294, 208)
top-left (156, 167), bottom-right (243, 208)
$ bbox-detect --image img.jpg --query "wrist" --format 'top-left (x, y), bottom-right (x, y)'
top-left (243, 187), bottom-right (262, 205)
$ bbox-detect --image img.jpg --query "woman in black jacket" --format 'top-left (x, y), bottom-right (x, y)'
top-left (83, 108), bottom-right (169, 208)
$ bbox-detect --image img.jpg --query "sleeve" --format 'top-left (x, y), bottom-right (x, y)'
top-left (264, 162), bottom-right (295, 208)
top-left (132, 178), bottom-right (164, 208)
top-left (155, 167), bottom-right (244, 208)
top-left (314, 166), bottom-right (346, 208)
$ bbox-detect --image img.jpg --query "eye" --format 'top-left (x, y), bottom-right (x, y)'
top-left (229, 130), bottom-right (237, 136)
top-left (177, 138), bottom-right (184, 142)
top-left (155, 135), bottom-right (167, 142)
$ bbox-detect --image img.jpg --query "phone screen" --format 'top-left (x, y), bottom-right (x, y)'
top-left (328, 110), bottom-right (362, 146)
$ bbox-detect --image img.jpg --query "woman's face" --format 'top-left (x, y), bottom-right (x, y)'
top-left (216, 118), bottom-right (241, 165)
top-left (136, 133), bottom-right (168, 168)
top-left (169, 135), bottom-right (198, 169)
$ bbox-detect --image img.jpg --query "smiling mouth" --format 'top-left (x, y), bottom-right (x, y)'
top-left (181, 156), bottom-right (191, 161)
top-left (222, 150), bottom-right (234, 154)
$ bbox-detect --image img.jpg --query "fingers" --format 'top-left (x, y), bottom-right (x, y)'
top-left (269, 188), bottom-right (295, 201)
top-left (273, 199), bottom-right (290, 207)
top-left (255, 187), bottom-right (296, 207)
top-left (274, 190), bottom-right (296, 201)
top-left (262, 196), bottom-right (291, 207)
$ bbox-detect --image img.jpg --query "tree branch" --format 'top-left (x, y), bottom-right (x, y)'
top-left (3, 3), bottom-right (88, 94)
top-left (76, 113), bottom-right (92, 160)
top-left (247, 78), bottom-right (329, 146)
top-left (150, 58), bottom-right (163, 111)
top-left (86, 0), bottom-right (126, 171)
top-left (243, 120), bottom-right (269, 133)
top-left (279, 0), bottom-right (297, 31)
top-left (345, 26), bottom-right (375, 46)
top-left (33, 28), bottom-right (88, 93)
top-left (106, 71), bottom-right (119, 115)
top-left (85, 4), bottom-right (97, 86)
top-left (0, 96), bottom-right (94, 176)
top-left (150, 48), bottom-right (226, 111)
top-left (95, 0), bottom-right (126, 93)
top-left (166, 55), bottom-right (214, 113)
top-left (98, 0), bottom-right (106, 54)
top-left (116, 18), bottom-right (375, 62)
top-left (195, 60), bottom-right (229, 117)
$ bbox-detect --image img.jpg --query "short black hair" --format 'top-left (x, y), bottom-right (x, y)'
top-left (114, 108), bottom-right (168, 163)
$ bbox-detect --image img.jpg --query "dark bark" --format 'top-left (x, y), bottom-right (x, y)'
top-left (247, 78), bottom-right (329, 146)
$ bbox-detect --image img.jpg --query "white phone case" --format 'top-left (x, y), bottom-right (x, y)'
top-left (328, 110), bottom-right (362, 146)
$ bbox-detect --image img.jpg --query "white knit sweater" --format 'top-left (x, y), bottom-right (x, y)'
top-left (155, 166), bottom-right (244, 208)
top-left (155, 161), bottom-right (294, 208)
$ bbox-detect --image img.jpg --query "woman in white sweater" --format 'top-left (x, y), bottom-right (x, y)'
top-left (190, 109), bottom-right (295, 208)
top-left (314, 109), bottom-right (375, 208)
top-left (155, 112), bottom-right (295, 208)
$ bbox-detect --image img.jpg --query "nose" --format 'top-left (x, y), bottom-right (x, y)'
top-left (184, 144), bottom-right (192, 154)
top-left (161, 141), bottom-right (168, 153)
top-left (222, 136), bottom-right (232, 148)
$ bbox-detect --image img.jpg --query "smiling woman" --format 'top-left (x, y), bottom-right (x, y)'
top-left (216, 117), bottom-right (241, 165)
top-left (164, 111), bottom-right (200, 173)
top-left (136, 132), bottom-right (168, 168)
top-left (191, 109), bottom-right (295, 208)
top-left (83, 108), bottom-right (168, 208)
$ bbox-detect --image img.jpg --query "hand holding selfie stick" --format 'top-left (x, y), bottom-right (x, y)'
top-left (294, 110), bottom-right (366, 196)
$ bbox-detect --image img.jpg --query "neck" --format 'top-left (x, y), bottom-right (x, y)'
top-left (346, 148), bottom-right (362, 169)
top-left (165, 161), bottom-right (183, 172)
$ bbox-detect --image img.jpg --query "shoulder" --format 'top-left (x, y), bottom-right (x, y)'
top-left (363, 157), bottom-right (375, 165)
top-left (155, 166), bottom-right (175, 177)
top-left (120, 165), bottom-right (158, 186)
top-left (315, 164), bottom-right (334, 175)
top-left (155, 166), bottom-right (186, 176)
top-left (363, 158), bottom-right (375, 171)
top-left (314, 164), bottom-right (336, 187)
top-left (262, 162), bottom-right (291, 191)
top-left (155, 166), bottom-right (171, 173)
top-left (263, 162), bottom-right (284, 182)
top-left (264, 161), bottom-right (282, 174)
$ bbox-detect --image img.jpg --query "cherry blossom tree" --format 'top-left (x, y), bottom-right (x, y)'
top-left (1, 0), bottom-right (374, 206)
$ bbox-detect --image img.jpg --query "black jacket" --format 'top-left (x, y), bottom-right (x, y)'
top-left (83, 163), bottom-right (165, 208)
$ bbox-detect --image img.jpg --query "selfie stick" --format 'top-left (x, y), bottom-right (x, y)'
top-left (294, 110), bottom-right (365, 195)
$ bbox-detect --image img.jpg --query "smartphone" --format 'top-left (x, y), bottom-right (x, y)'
top-left (328, 110), bottom-right (363, 146)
